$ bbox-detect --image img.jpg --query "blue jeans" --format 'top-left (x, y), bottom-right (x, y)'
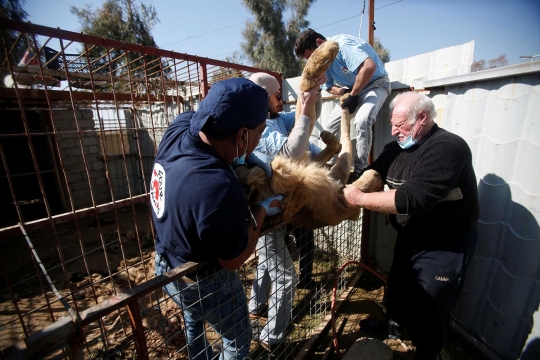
top-left (155, 254), bottom-right (251, 360)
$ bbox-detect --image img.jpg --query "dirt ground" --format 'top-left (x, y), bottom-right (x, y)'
top-left (1, 205), bottom-right (482, 359)
top-left (0, 203), bottom-right (157, 352)
top-left (310, 271), bottom-right (482, 360)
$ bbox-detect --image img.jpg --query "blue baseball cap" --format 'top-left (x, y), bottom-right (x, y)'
top-left (190, 78), bottom-right (268, 136)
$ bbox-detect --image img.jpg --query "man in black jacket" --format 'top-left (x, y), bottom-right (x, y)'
top-left (344, 92), bottom-right (479, 360)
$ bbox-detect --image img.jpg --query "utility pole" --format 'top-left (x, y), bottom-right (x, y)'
top-left (362, 0), bottom-right (375, 265)
top-left (368, 0), bottom-right (375, 46)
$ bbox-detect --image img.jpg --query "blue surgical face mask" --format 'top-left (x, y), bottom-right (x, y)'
top-left (233, 131), bottom-right (249, 165)
top-left (397, 122), bottom-right (418, 149)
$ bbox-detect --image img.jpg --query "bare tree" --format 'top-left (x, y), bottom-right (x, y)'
top-left (471, 54), bottom-right (508, 72)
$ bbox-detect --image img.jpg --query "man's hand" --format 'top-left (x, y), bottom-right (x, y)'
top-left (341, 94), bottom-right (360, 114)
top-left (343, 185), bottom-right (363, 208)
top-left (300, 74), bottom-right (327, 107)
top-left (247, 151), bottom-right (273, 178)
top-left (257, 194), bottom-right (283, 216)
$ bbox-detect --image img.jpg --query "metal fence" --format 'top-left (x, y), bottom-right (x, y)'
top-left (0, 20), bottom-right (368, 360)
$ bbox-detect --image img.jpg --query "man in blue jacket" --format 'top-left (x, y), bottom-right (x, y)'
top-left (151, 78), bottom-right (281, 360)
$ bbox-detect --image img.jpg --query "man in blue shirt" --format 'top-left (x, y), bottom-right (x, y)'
top-left (151, 78), bottom-right (281, 360)
top-left (295, 29), bottom-right (391, 181)
top-left (247, 72), bottom-right (325, 350)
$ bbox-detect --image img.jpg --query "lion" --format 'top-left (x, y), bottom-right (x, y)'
top-left (235, 94), bottom-right (383, 227)
top-left (235, 39), bottom-right (383, 228)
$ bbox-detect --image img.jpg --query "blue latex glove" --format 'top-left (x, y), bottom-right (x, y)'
top-left (257, 194), bottom-right (283, 217)
top-left (247, 150), bottom-right (273, 178)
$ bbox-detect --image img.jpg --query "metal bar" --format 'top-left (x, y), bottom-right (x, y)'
top-left (368, 0), bottom-right (374, 46)
top-left (127, 301), bottom-right (149, 360)
top-left (105, 43), bottom-right (137, 289)
top-left (18, 223), bottom-right (80, 322)
top-left (2, 29), bottom-right (80, 320)
top-left (0, 88), bottom-right (178, 103)
top-left (200, 62), bottom-right (208, 98)
top-left (0, 194), bottom-right (148, 236)
top-left (0, 19), bottom-right (280, 77)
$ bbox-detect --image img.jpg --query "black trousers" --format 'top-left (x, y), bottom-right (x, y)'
top-left (292, 226), bottom-right (314, 284)
top-left (387, 227), bottom-right (477, 359)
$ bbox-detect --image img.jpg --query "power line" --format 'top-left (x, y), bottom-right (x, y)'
top-left (209, 0), bottom-right (405, 60)
top-left (159, 6), bottom-right (284, 47)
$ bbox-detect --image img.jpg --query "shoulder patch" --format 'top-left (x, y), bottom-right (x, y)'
top-left (150, 163), bottom-right (166, 218)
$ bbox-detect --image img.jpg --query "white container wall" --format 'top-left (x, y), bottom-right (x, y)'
top-left (283, 43), bottom-right (540, 360)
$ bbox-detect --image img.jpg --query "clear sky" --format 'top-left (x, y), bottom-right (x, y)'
top-left (25, 0), bottom-right (540, 67)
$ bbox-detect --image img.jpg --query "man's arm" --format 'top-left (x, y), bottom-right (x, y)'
top-left (349, 57), bottom-right (376, 96)
top-left (281, 84), bottom-right (324, 160)
top-left (219, 205), bottom-right (266, 270)
top-left (343, 186), bottom-right (399, 214)
top-left (326, 57), bottom-right (377, 97)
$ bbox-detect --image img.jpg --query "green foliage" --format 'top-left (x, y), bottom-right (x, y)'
top-left (373, 37), bottom-right (390, 63)
top-left (241, 0), bottom-right (314, 78)
top-left (70, 0), bottom-right (160, 77)
top-left (0, 0), bottom-right (29, 65)
top-left (471, 54), bottom-right (508, 72)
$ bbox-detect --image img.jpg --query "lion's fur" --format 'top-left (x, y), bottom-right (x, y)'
top-left (236, 156), bottom-right (383, 227)
top-left (295, 40), bottom-right (339, 125)
top-left (235, 39), bottom-right (383, 228)
top-left (299, 41), bottom-right (339, 92)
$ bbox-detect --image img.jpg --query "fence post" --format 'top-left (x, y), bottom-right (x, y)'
top-left (127, 301), bottom-right (149, 360)
top-left (200, 62), bottom-right (208, 99)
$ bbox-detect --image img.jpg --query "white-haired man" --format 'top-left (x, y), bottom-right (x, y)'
top-left (344, 92), bottom-right (479, 360)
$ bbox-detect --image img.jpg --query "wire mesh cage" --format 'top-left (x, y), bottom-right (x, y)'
top-left (0, 19), bottom-right (370, 360)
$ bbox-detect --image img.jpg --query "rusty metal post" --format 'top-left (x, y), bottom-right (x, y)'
top-left (361, 0), bottom-right (376, 264)
top-left (200, 62), bottom-right (208, 98)
top-left (127, 301), bottom-right (149, 360)
top-left (368, 0), bottom-right (375, 46)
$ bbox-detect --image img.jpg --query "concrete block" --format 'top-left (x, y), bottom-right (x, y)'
top-left (92, 161), bottom-right (104, 171)
top-left (95, 177), bottom-right (107, 186)
top-left (67, 164), bottom-right (87, 174)
top-left (82, 135), bottom-right (99, 146)
top-left (67, 173), bottom-right (84, 183)
top-left (71, 181), bottom-right (89, 191)
top-left (71, 189), bottom-right (87, 199)
top-left (63, 155), bottom-right (83, 167)
top-left (86, 145), bottom-right (101, 154)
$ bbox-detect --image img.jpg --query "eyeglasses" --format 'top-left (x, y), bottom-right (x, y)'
top-left (275, 94), bottom-right (282, 102)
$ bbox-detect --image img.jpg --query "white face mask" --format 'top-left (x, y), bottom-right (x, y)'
top-left (233, 131), bottom-right (249, 165)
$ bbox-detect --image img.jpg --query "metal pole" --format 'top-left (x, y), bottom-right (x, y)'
top-left (362, 0), bottom-right (375, 264)
top-left (368, 0), bottom-right (375, 46)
